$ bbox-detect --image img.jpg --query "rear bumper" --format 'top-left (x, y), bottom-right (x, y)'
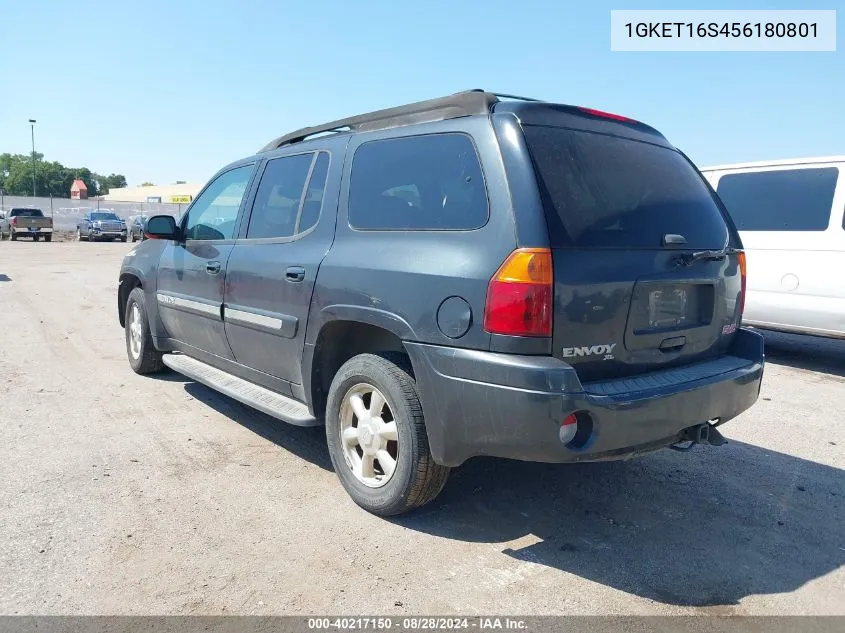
top-left (405, 328), bottom-right (764, 467)
top-left (12, 227), bottom-right (52, 233)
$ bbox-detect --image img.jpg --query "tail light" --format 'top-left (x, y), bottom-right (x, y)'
top-left (11, 217), bottom-right (17, 226)
top-left (484, 248), bottom-right (553, 337)
top-left (737, 250), bottom-right (747, 319)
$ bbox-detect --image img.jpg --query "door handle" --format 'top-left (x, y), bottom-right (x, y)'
top-left (285, 266), bottom-right (306, 282)
top-left (206, 261), bottom-right (222, 275)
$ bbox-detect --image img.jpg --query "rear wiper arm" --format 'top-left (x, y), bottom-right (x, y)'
top-left (675, 247), bottom-right (735, 267)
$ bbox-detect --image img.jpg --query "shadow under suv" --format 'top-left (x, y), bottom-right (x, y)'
top-left (118, 90), bottom-right (764, 516)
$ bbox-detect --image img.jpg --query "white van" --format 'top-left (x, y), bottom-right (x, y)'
top-left (701, 157), bottom-right (845, 339)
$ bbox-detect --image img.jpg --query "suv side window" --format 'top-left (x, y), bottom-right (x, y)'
top-left (246, 152), bottom-right (330, 239)
top-left (348, 133), bottom-right (488, 230)
top-left (716, 167), bottom-right (839, 232)
top-left (184, 165), bottom-right (253, 240)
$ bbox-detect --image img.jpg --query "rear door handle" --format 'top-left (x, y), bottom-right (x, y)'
top-left (285, 266), bottom-right (306, 282)
top-left (206, 261), bottom-right (222, 275)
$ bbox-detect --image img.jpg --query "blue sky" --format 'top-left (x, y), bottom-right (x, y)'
top-left (1, 0), bottom-right (842, 186)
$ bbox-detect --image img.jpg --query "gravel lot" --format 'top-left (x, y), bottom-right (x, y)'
top-left (1, 241), bottom-right (843, 616)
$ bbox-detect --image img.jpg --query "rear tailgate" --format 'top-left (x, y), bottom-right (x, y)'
top-left (12, 213), bottom-right (52, 230)
top-left (523, 119), bottom-right (743, 383)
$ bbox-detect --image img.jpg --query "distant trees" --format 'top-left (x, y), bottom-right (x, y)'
top-left (0, 152), bottom-right (127, 197)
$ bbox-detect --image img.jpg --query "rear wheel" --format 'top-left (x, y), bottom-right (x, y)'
top-left (325, 352), bottom-right (450, 516)
top-left (33, 235), bottom-right (39, 242)
top-left (125, 287), bottom-right (165, 374)
top-left (10, 231), bottom-right (16, 241)
top-left (44, 234), bottom-right (52, 242)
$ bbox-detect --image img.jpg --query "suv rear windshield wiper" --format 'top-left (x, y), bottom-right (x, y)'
top-left (675, 246), bottom-right (735, 267)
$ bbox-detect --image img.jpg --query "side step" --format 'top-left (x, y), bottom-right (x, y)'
top-left (162, 353), bottom-right (319, 427)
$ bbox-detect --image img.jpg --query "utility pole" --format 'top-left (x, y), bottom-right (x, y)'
top-left (28, 119), bottom-right (37, 197)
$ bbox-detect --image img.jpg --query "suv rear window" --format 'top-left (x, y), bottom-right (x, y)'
top-left (523, 126), bottom-right (729, 249)
top-left (349, 133), bottom-right (488, 230)
top-left (716, 167), bottom-right (838, 232)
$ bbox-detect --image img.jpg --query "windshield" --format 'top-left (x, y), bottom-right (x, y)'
top-left (523, 126), bottom-right (729, 249)
top-left (10, 209), bottom-right (44, 217)
top-left (91, 213), bottom-right (121, 221)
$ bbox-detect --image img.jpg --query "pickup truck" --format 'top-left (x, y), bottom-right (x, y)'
top-left (0, 208), bottom-right (53, 242)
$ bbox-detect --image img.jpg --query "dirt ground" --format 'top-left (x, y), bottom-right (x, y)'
top-left (1, 240), bottom-right (843, 615)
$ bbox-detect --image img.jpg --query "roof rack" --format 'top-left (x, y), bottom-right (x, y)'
top-left (260, 89), bottom-right (536, 152)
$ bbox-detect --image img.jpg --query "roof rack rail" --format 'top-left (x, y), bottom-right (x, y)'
top-left (489, 92), bottom-right (543, 102)
top-left (260, 89), bottom-right (502, 152)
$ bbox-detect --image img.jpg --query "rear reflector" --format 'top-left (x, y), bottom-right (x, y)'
top-left (484, 248), bottom-right (553, 337)
top-left (737, 250), bottom-right (747, 319)
top-left (577, 106), bottom-right (638, 124)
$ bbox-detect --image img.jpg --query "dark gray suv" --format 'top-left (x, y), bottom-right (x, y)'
top-left (118, 90), bottom-right (764, 516)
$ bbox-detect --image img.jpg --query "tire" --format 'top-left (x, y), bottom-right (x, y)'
top-left (124, 287), bottom-right (165, 374)
top-left (325, 352), bottom-right (450, 516)
top-left (130, 232), bottom-right (138, 242)
top-left (44, 234), bottom-right (52, 242)
top-left (121, 236), bottom-right (127, 242)
top-left (10, 231), bottom-right (16, 241)
top-left (88, 231), bottom-right (95, 242)
top-left (33, 235), bottom-right (39, 242)
top-left (77, 229), bottom-right (86, 241)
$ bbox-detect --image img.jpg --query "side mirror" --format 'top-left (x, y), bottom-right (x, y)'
top-left (144, 215), bottom-right (180, 240)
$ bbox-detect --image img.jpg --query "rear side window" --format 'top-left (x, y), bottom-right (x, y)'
top-left (247, 153), bottom-right (314, 239)
top-left (349, 133), bottom-right (488, 230)
top-left (716, 168), bottom-right (838, 232)
top-left (524, 126), bottom-right (729, 249)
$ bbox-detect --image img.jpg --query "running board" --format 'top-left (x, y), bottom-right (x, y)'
top-left (162, 354), bottom-right (319, 427)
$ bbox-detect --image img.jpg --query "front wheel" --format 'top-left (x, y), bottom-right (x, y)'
top-left (44, 234), bottom-right (52, 242)
top-left (125, 287), bottom-right (165, 374)
top-left (325, 352), bottom-right (450, 516)
top-left (33, 235), bottom-right (39, 242)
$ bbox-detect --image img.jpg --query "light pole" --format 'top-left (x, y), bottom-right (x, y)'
top-left (28, 119), bottom-right (37, 197)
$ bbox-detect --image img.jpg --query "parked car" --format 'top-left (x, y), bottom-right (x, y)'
top-left (118, 90), bottom-right (764, 516)
top-left (0, 208), bottom-right (54, 242)
top-left (127, 214), bottom-right (149, 242)
top-left (77, 211), bottom-right (127, 242)
top-left (701, 157), bottom-right (845, 339)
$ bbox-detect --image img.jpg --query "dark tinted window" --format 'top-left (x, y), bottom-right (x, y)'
top-left (247, 154), bottom-right (313, 239)
top-left (349, 133), bottom-right (488, 230)
top-left (298, 152), bottom-right (330, 234)
top-left (524, 126), bottom-right (728, 249)
top-left (10, 209), bottom-right (43, 217)
top-left (716, 168), bottom-right (838, 232)
top-left (91, 212), bottom-right (120, 221)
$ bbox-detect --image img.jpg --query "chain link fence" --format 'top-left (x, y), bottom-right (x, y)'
top-left (0, 194), bottom-right (186, 231)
